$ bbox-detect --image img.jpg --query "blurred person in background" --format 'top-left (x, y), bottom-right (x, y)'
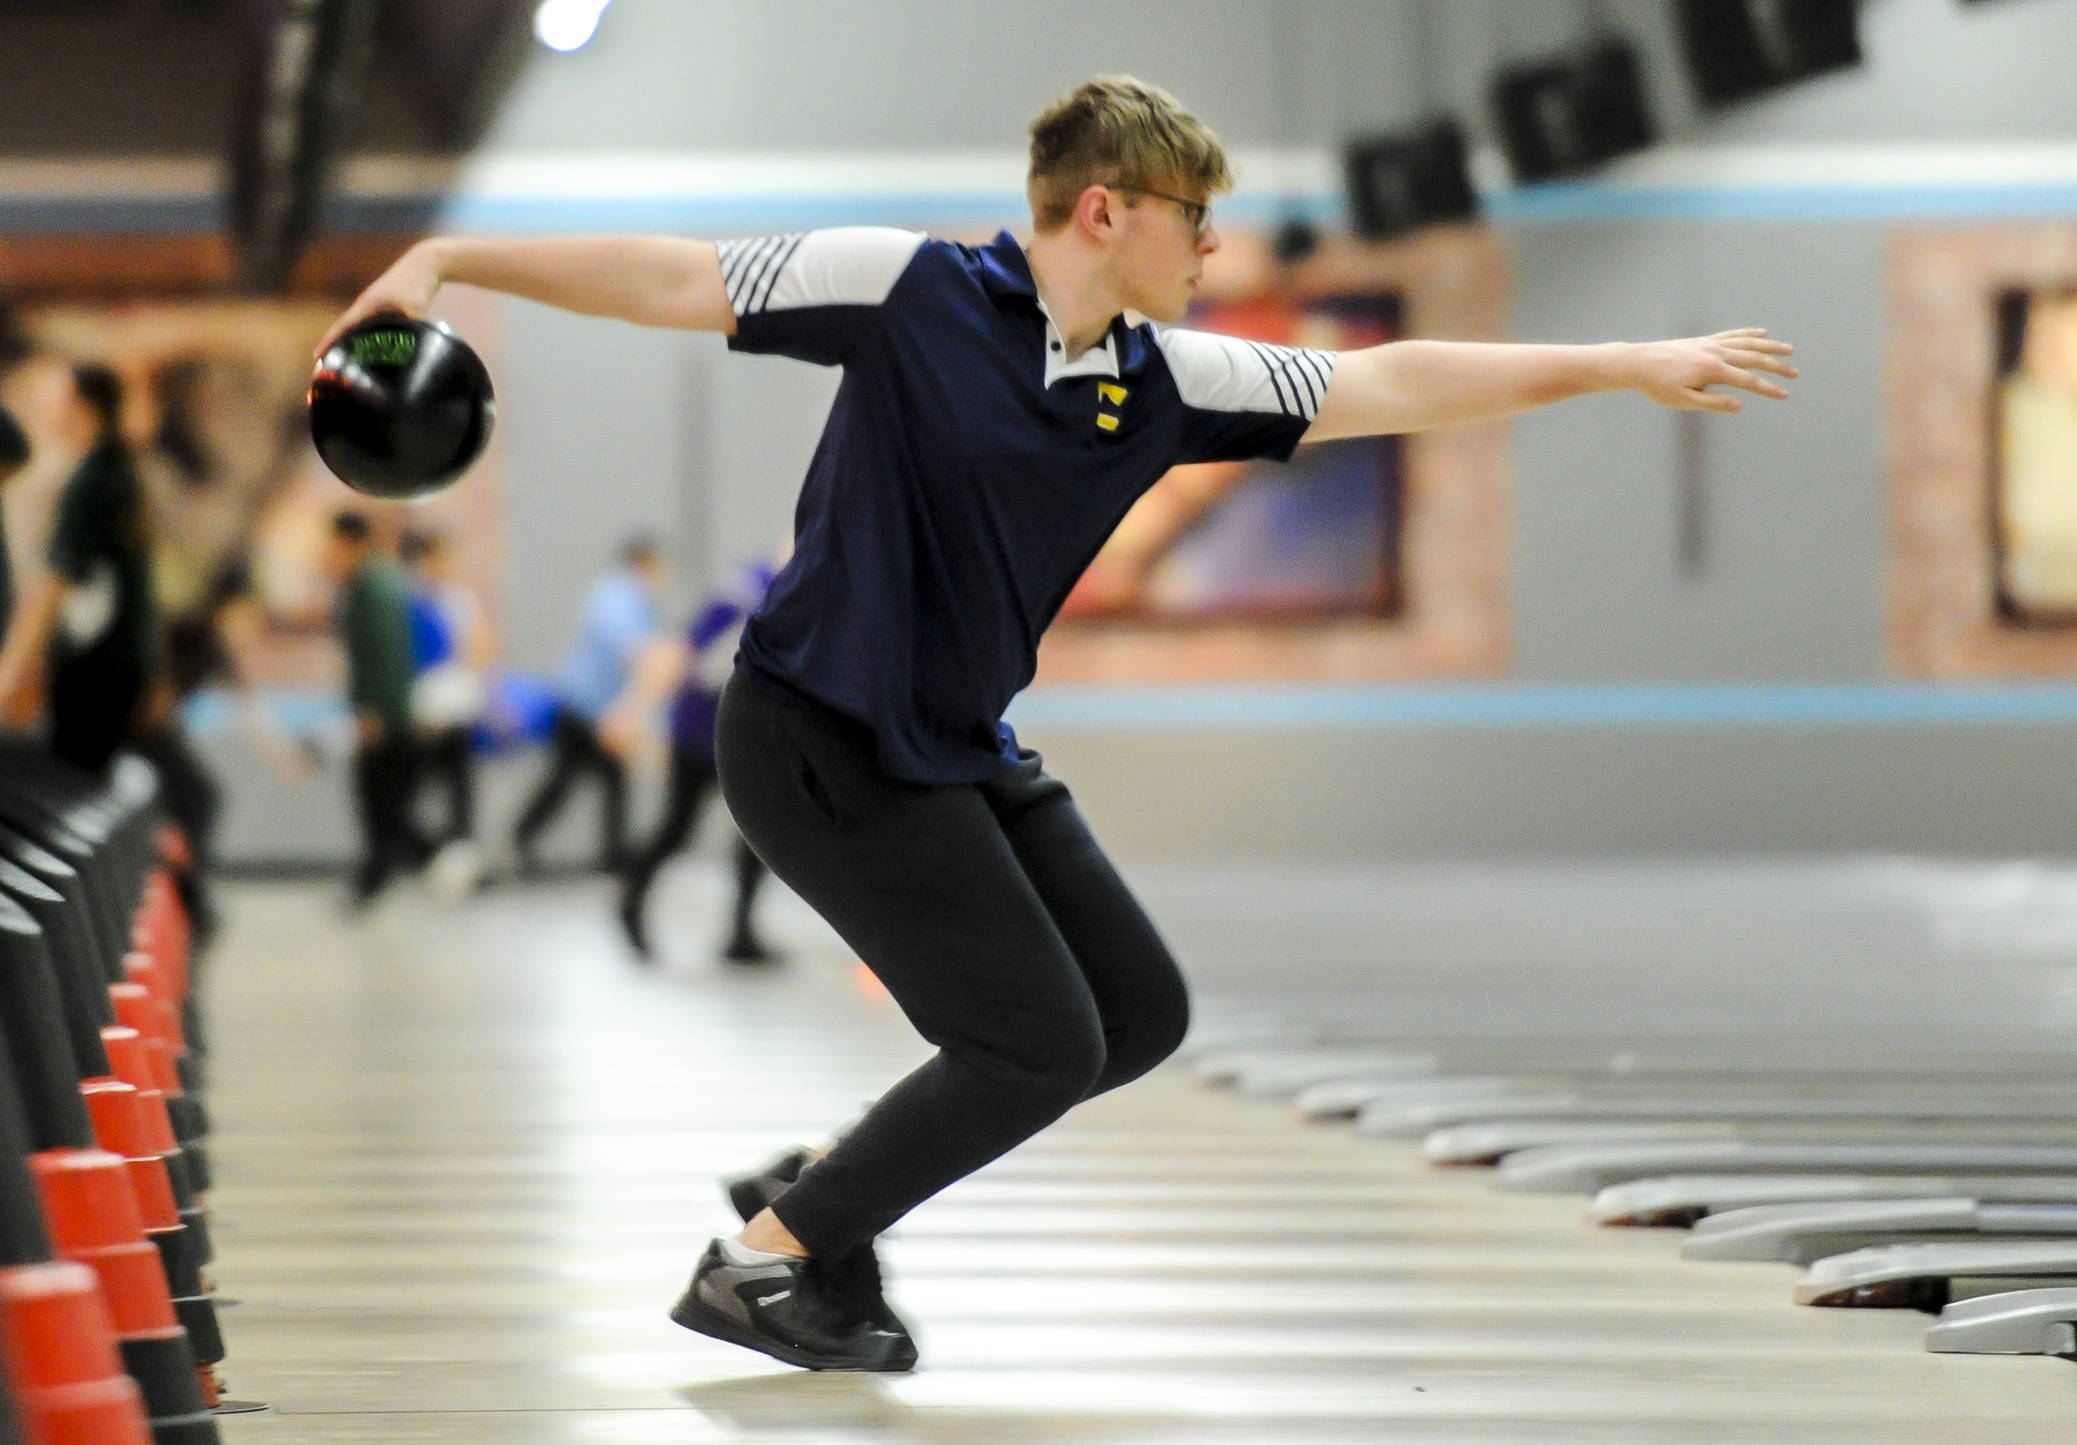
top-left (0, 305), bottom-right (27, 640)
top-left (512, 535), bottom-right (663, 874)
top-left (609, 555), bottom-right (779, 964)
top-left (0, 403), bottom-right (27, 639)
top-left (131, 556), bottom-right (259, 949)
top-left (142, 552), bottom-right (317, 946)
top-left (402, 526), bottom-right (494, 893)
top-left (0, 363), bottom-right (161, 774)
top-left (321, 510), bottom-right (427, 910)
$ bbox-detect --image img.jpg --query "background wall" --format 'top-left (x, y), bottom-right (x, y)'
top-left (473, 0), bottom-right (2077, 158)
top-left (473, 0), bottom-right (2051, 683)
top-left (20, 0), bottom-right (2077, 861)
top-left (1508, 223), bottom-right (1889, 683)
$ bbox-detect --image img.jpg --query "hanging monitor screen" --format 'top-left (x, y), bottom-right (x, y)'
top-left (1342, 119), bottom-right (1479, 241)
top-left (1491, 39), bottom-right (1655, 184)
top-left (1676, 0), bottom-right (1863, 107)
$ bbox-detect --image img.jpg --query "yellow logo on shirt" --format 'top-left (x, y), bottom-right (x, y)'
top-left (1096, 382), bottom-right (1128, 433)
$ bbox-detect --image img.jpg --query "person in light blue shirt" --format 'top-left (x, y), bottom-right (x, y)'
top-left (512, 535), bottom-right (663, 872)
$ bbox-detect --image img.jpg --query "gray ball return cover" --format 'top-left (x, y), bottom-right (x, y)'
top-left (1193, 1047), bottom-right (1434, 1096)
top-left (1501, 1142), bottom-right (2077, 1195)
top-left (1794, 1240), bottom-right (2077, 1308)
top-left (1683, 1200), bottom-right (2077, 1265)
top-left (1925, 1288), bottom-right (2077, 1357)
top-left (1357, 1091), bottom-right (2077, 1139)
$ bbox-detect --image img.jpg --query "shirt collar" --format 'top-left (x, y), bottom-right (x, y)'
top-left (1037, 297), bottom-right (1118, 387)
top-left (979, 230), bottom-right (1149, 385)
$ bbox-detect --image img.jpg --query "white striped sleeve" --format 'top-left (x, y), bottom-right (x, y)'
top-left (715, 228), bottom-right (927, 317)
top-left (1153, 326), bottom-right (1337, 422)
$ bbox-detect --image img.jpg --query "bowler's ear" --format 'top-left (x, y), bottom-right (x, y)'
top-left (1071, 184), bottom-right (1121, 242)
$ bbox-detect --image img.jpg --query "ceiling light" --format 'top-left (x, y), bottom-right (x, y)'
top-left (535, 0), bottom-right (613, 53)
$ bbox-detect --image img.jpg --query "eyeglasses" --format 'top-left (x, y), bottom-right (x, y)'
top-left (1117, 186), bottom-right (1212, 239)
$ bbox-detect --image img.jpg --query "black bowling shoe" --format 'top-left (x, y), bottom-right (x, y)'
top-left (670, 1241), bottom-right (916, 1372)
top-left (721, 1149), bottom-right (915, 1345)
top-left (725, 1147), bottom-right (812, 1221)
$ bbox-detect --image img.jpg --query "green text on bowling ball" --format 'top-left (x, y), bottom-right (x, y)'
top-left (352, 330), bottom-right (418, 367)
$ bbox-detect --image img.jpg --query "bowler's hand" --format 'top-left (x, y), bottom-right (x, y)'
top-left (316, 241), bottom-right (446, 358)
top-left (1618, 329), bottom-right (1797, 413)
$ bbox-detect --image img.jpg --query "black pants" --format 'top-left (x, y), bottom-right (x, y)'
top-left (623, 743), bottom-right (767, 943)
top-left (352, 731), bottom-right (428, 900)
top-left (715, 676), bottom-right (1190, 1259)
top-left (513, 708), bottom-right (627, 868)
top-left (131, 724), bottom-right (224, 948)
top-left (418, 726), bottom-right (476, 845)
top-left (133, 725), bottom-right (222, 858)
top-left (46, 655), bottom-right (143, 775)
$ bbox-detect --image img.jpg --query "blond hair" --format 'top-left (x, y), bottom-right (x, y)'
top-left (1026, 76), bottom-right (1233, 233)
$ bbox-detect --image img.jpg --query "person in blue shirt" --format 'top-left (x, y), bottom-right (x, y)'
top-left (606, 557), bottom-right (778, 964)
top-left (511, 536), bottom-right (662, 873)
top-left (322, 74), bottom-right (1796, 1373)
top-left (402, 527), bottom-right (495, 860)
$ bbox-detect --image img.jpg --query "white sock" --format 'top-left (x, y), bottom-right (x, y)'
top-left (720, 1237), bottom-right (796, 1266)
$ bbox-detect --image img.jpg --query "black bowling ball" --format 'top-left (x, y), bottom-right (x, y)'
top-left (309, 316), bottom-right (495, 501)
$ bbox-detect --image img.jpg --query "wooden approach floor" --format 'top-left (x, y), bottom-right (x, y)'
top-left (200, 872), bottom-right (2077, 1443)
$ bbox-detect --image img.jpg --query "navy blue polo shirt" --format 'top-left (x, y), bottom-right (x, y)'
top-left (720, 227), bottom-right (1337, 784)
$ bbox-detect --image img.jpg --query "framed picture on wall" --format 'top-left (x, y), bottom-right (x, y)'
top-left (1891, 227), bottom-right (2077, 676)
top-left (1036, 225), bottom-right (1511, 686)
top-left (1057, 292), bottom-right (1403, 626)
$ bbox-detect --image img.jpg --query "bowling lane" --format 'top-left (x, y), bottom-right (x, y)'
top-left (1143, 856), bottom-right (2077, 1062)
top-left (204, 867), bottom-right (2076, 1443)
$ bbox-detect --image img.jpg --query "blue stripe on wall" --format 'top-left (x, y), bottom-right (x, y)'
top-left (437, 193), bottom-right (1034, 235)
top-left (19, 180), bottom-right (2077, 238)
top-left (1483, 182), bottom-right (2077, 226)
top-left (185, 681), bottom-right (2077, 739)
top-left (0, 198), bottom-right (222, 234)
top-left (1005, 683), bottom-right (2077, 731)
top-left (438, 190), bottom-right (1350, 235)
top-left (0, 191), bottom-right (1335, 238)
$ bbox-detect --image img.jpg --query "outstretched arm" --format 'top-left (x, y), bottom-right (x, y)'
top-left (317, 236), bottom-right (736, 355)
top-left (1304, 329), bottom-right (1796, 442)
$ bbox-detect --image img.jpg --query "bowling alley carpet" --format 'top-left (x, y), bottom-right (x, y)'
top-left (201, 860), bottom-right (2077, 1443)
